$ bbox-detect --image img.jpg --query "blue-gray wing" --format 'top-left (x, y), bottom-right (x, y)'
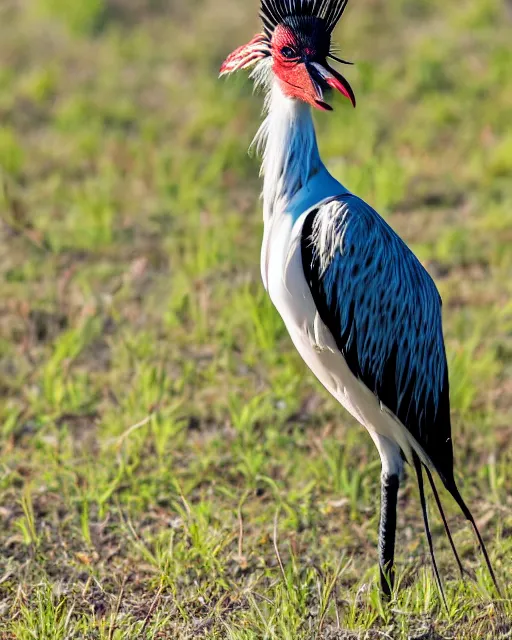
top-left (301, 194), bottom-right (454, 483)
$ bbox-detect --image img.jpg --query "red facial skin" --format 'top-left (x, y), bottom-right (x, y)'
top-left (220, 26), bottom-right (355, 110)
top-left (271, 25), bottom-right (326, 109)
top-left (270, 24), bottom-right (355, 110)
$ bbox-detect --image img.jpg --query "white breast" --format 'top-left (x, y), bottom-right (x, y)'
top-left (255, 81), bottom-right (422, 475)
top-left (263, 206), bottom-right (413, 474)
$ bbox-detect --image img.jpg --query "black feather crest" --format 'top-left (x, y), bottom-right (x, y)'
top-left (260, 0), bottom-right (348, 36)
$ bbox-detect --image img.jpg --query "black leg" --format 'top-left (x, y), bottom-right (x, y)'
top-left (378, 472), bottom-right (399, 599)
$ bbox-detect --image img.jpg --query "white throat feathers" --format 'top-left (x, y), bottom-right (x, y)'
top-left (251, 62), bottom-right (323, 222)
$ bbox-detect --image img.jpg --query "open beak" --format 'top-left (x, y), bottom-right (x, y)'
top-left (308, 61), bottom-right (356, 110)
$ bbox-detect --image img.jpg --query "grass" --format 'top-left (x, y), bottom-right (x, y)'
top-left (0, 0), bottom-right (511, 637)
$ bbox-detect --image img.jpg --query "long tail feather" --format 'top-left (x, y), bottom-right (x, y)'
top-left (441, 477), bottom-right (502, 597)
top-left (413, 454), bottom-right (447, 609)
top-left (424, 467), bottom-right (464, 578)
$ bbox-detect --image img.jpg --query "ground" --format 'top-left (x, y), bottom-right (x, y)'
top-left (0, 0), bottom-right (511, 638)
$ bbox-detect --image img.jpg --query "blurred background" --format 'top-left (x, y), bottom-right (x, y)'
top-left (0, 0), bottom-right (511, 638)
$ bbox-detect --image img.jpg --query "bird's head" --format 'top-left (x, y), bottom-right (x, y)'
top-left (220, 0), bottom-right (355, 111)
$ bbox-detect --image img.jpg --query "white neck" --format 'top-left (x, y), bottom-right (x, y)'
top-left (253, 81), bottom-right (323, 222)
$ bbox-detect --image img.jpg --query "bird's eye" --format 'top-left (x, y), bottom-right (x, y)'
top-left (281, 46), bottom-right (297, 59)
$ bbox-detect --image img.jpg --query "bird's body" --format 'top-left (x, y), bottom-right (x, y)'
top-left (260, 82), bottom-right (430, 480)
top-left (220, 0), bottom-right (499, 600)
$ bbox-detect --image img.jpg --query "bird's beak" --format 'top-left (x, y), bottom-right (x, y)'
top-left (308, 61), bottom-right (356, 109)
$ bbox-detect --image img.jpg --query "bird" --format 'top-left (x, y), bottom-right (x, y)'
top-left (220, 0), bottom-right (499, 601)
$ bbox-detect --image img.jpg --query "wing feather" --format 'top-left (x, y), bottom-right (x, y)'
top-left (301, 195), bottom-right (454, 483)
